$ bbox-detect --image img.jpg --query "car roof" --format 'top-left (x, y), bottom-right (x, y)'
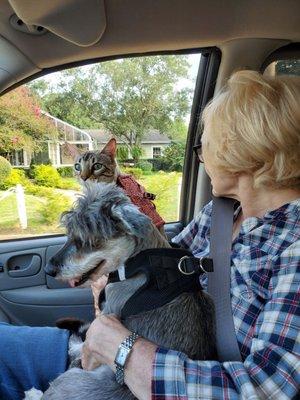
top-left (0, 0), bottom-right (299, 93)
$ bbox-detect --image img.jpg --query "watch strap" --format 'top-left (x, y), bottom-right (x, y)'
top-left (114, 331), bottom-right (140, 385)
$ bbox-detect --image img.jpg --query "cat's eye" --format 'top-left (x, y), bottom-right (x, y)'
top-left (74, 163), bottom-right (81, 171)
top-left (93, 163), bottom-right (103, 171)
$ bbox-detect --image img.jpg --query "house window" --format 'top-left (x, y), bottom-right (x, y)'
top-left (153, 147), bottom-right (161, 158)
top-left (8, 150), bottom-right (24, 166)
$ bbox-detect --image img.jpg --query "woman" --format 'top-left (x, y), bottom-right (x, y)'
top-left (81, 71), bottom-right (300, 399)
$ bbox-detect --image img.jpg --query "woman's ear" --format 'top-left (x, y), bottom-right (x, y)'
top-left (101, 138), bottom-right (117, 158)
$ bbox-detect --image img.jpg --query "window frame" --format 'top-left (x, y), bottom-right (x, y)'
top-left (0, 47), bottom-right (221, 242)
top-left (261, 42), bottom-right (300, 73)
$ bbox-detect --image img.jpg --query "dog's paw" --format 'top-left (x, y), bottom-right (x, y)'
top-left (23, 387), bottom-right (43, 400)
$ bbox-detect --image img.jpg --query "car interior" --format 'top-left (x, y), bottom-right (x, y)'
top-left (0, 0), bottom-right (299, 327)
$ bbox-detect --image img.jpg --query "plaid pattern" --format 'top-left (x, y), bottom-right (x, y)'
top-left (152, 199), bottom-right (300, 399)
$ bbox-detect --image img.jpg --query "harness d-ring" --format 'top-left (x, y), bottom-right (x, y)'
top-left (178, 256), bottom-right (211, 275)
top-left (178, 255), bottom-right (195, 275)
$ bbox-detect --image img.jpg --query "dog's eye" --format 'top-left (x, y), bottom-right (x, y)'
top-left (74, 239), bottom-right (82, 250)
top-left (93, 163), bottom-right (103, 171)
top-left (74, 163), bottom-right (81, 172)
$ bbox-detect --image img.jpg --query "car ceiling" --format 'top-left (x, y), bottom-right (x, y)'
top-left (0, 0), bottom-right (299, 93)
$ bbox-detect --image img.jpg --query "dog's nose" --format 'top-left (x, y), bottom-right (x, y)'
top-left (44, 259), bottom-right (59, 277)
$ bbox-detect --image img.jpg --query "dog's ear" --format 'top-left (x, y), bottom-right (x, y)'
top-left (111, 203), bottom-right (152, 238)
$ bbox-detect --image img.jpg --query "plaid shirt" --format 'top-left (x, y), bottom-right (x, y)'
top-left (152, 199), bottom-right (300, 399)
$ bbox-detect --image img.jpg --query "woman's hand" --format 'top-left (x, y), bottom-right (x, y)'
top-left (82, 313), bottom-right (157, 400)
top-left (81, 314), bottom-right (131, 371)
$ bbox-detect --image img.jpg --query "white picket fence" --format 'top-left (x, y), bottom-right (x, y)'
top-left (0, 184), bottom-right (27, 229)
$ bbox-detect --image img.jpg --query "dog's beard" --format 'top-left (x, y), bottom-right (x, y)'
top-left (57, 236), bottom-right (136, 288)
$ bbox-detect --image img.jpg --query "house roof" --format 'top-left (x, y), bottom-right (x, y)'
top-left (83, 129), bottom-right (171, 144)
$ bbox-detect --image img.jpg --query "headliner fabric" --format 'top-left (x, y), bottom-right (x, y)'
top-left (0, 323), bottom-right (69, 400)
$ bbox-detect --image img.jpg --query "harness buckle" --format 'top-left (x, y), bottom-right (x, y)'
top-left (144, 192), bottom-right (156, 200)
top-left (178, 256), bottom-right (213, 275)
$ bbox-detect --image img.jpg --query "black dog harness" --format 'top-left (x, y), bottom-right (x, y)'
top-left (100, 247), bottom-right (213, 319)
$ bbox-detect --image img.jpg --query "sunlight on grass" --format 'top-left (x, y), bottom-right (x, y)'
top-left (139, 172), bottom-right (182, 222)
top-left (0, 172), bottom-right (182, 239)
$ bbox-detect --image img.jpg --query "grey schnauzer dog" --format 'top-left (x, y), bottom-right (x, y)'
top-left (26, 182), bottom-right (216, 400)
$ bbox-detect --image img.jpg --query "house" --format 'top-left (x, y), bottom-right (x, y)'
top-left (7, 112), bottom-right (171, 167)
top-left (85, 129), bottom-right (171, 159)
top-left (8, 112), bottom-right (94, 167)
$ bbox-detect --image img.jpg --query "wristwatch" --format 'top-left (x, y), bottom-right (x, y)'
top-left (114, 332), bottom-right (140, 385)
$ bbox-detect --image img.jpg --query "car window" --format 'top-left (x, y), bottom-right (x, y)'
top-left (264, 59), bottom-right (300, 76)
top-left (0, 53), bottom-right (201, 240)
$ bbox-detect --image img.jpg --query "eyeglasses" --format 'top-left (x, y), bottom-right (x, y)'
top-left (193, 143), bottom-right (204, 163)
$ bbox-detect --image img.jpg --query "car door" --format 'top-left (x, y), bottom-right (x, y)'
top-left (0, 48), bottom-right (220, 326)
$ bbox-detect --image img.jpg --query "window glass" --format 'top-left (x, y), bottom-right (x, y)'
top-left (153, 147), bottom-right (162, 158)
top-left (0, 53), bottom-right (201, 240)
top-left (264, 59), bottom-right (300, 76)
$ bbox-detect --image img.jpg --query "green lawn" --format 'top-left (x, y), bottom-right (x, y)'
top-left (0, 190), bottom-right (65, 239)
top-left (0, 172), bottom-right (182, 239)
top-left (139, 171), bottom-right (182, 222)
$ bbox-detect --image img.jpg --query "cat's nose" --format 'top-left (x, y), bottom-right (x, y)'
top-left (81, 175), bottom-right (88, 181)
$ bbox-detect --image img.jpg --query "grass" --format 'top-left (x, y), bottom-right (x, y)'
top-left (0, 172), bottom-right (182, 239)
top-left (139, 171), bottom-right (182, 222)
top-left (0, 190), bottom-right (65, 239)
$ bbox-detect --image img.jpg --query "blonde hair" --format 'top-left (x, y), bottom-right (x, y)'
top-left (202, 70), bottom-right (300, 189)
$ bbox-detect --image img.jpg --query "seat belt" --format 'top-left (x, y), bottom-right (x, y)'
top-left (208, 196), bottom-right (242, 362)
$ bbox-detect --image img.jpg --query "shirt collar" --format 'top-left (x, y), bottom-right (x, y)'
top-left (235, 197), bottom-right (300, 234)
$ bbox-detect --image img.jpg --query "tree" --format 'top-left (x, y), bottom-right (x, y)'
top-left (159, 142), bottom-right (186, 171)
top-left (0, 87), bottom-right (57, 155)
top-left (30, 55), bottom-right (192, 154)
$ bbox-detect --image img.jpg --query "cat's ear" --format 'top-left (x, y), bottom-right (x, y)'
top-left (101, 138), bottom-right (117, 158)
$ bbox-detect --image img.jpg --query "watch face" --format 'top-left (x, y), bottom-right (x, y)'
top-left (115, 345), bottom-right (130, 366)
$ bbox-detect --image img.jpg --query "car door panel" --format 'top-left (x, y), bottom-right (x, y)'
top-left (0, 236), bottom-right (94, 326)
top-left (0, 247), bottom-right (46, 290)
top-left (0, 296), bottom-right (93, 326)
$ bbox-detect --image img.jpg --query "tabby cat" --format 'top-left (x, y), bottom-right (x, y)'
top-left (73, 138), bottom-right (166, 234)
top-left (74, 139), bottom-right (120, 183)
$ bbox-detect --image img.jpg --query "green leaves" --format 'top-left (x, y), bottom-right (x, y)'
top-left (0, 87), bottom-right (57, 153)
top-left (29, 55), bottom-right (192, 152)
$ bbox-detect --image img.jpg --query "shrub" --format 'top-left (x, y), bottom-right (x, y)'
top-left (33, 165), bottom-right (62, 187)
top-left (0, 168), bottom-right (29, 190)
top-left (131, 145), bottom-right (144, 163)
top-left (121, 167), bottom-right (143, 179)
top-left (25, 182), bottom-right (54, 197)
top-left (158, 142), bottom-right (185, 172)
top-left (39, 194), bottom-right (71, 224)
top-left (0, 156), bottom-right (11, 184)
top-left (56, 179), bottom-right (80, 190)
top-left (116, 146), bottom-right (129, 162)
top-left (136, 160), bottom-right (153, 172)
top-left (57, 166), bottom-right (75, 178)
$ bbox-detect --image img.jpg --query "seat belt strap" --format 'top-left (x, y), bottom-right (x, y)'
top-left (208, 196), bottom-right (242, 362)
